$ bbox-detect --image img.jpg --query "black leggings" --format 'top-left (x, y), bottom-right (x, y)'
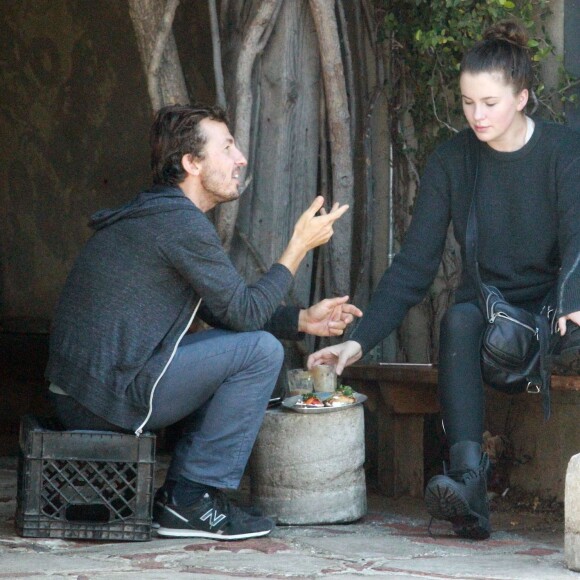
top-left (438, 301), bottom-right (487, 446)
top-left (438, 296), bottom-right (547, 446)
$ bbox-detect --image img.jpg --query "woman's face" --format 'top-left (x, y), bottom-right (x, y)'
top-left (460, 71), bottom-right (529, 152)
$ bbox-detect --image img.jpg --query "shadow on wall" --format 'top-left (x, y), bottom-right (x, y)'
top-left (0, 317), bottom-right (52, 455)
top-left (0, 0), bottom-right (214, 324)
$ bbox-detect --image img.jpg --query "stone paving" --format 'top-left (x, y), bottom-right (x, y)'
top-left (1, 454), bottom-right (577, 579)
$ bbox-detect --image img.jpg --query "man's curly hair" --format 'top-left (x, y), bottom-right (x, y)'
top-left (150, 104), bottom-right (230, 186)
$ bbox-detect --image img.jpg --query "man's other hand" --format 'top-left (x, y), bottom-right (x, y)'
top-left (278, 197), bottom-right (349, 275)
top-left (298, 295), bottom-right (362, 337)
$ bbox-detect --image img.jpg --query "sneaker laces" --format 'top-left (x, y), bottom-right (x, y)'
top-left (210, 489), bottom-right (252, 520)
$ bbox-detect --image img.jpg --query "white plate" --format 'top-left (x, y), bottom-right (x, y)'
top-left (281, 392), bottom-right (367, 414)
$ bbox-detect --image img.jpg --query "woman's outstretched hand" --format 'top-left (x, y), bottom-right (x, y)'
top-left (307, 340), bottom-right (363, 375)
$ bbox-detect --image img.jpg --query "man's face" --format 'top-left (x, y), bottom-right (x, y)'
top-left (197, 119), bottom-right (247, 205)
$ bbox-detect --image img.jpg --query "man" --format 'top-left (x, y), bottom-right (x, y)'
top-left (46, 104), bottom-right (361, 541)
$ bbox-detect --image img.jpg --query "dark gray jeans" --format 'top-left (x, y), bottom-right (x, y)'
top-left (51, 328), bottom-right (284, 489)
top-left (438, 294), bottom-right (549, 447)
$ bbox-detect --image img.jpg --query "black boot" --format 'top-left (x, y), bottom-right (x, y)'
top-left (424, 440), bottom-right (491, 540)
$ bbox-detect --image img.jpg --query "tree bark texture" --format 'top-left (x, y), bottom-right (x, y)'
top-left (216, 0), bottom-right (283, 250)
top-left (209, 0), bottom-right (227, 108)
top-left (230, 0), bottom-right (320, 313)
top-left (128, 0), bottom-right (188, 110)
top-left (308, 0), bottom-right (354, 298)
top-left (221, 0), bottom-right (391, 359)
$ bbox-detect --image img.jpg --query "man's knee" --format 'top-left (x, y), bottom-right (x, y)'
top-left (253, 331), bottom-right (284, 367)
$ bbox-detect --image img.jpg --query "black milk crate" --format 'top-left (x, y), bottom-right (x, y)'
top-left (16, 415), bottom-right (156, 541)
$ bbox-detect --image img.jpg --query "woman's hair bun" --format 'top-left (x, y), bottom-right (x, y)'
top-left (483, 19), bottom-right (529, 49)
top-left (461, 18), bottom-right (533, 92)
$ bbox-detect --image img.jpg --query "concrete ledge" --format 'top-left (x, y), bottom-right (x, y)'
top-left (566, 453), bottom-right (580, 570)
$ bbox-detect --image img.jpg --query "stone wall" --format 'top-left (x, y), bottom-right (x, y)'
top-left (0, 0), bottom-right (213, 323)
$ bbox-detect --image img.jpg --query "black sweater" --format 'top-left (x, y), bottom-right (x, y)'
top-left (351, 118), bottom-right (580, 355)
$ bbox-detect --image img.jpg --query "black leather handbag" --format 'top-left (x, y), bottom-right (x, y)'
top-left (466, 153), bottom-right (555, 419)
top-left (479, 283), bottom-right (552, 397)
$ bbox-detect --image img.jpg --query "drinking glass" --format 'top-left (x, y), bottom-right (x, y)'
top-left (286, 369), bottom-right (314, 397)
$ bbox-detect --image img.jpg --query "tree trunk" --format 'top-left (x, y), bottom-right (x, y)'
top-left (216, 0), bottom-right (283, 250)
top-left (209, 0), bottom-right (227, 108)
top-left (308, 0), bottom-right (353, 298)
top-left (128, 0), bottom-right (189, 110)
top-left (231, 0), bottom-right (320, 307)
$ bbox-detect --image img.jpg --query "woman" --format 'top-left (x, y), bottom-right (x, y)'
top-left (308, 20), bottom-right (580, 540)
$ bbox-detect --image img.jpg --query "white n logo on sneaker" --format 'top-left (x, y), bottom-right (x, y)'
top-left (200, 509), bottom-right (226, 528)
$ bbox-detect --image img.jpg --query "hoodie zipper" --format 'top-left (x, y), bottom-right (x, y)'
top-left (135, 298), bottom-right (202, 436)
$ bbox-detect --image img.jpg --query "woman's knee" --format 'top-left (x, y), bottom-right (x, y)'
top-left (440, 302), bottom-right (485, 338)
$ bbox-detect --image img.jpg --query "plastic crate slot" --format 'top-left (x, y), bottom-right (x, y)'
top-left (65, 503), bottom-right (111, 523)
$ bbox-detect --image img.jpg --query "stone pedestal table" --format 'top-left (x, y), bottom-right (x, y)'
top-left (249, 404), bottom-right (366, 525)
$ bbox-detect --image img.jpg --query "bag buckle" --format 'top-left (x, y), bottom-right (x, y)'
top-left (526, 381), bottom-right (541, 394)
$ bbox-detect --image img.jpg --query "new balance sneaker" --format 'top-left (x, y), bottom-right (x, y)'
top-left (156, 490), bottom-right (275, 540)
top-left (152, 483), bottom-right (263, 529)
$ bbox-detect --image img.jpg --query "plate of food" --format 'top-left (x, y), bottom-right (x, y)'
top-left (281, 385), bottom-right (367, 414)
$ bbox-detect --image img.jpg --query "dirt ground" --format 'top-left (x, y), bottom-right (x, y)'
top-left (490, 486), bottom-right (564, 533)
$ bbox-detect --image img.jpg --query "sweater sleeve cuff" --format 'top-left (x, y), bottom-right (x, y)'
top-left (263, 305), bottom-right (305, 341)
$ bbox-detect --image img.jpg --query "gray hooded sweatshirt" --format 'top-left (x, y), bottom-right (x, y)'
top-left (46, 185), bottom-right (301, 433)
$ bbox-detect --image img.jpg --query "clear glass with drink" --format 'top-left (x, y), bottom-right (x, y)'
top-left (311, 364), bottom-right (337, 393)
top-left (286, 369), bottom-right (314, 397)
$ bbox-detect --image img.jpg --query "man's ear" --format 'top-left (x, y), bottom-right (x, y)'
top-left (182, 153), bottom-right (202, 176)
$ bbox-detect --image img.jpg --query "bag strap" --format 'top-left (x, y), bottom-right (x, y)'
top-left (464, 143), bottom-right (487, 310)
top-left (537, 313), bottom-right (552, 419)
